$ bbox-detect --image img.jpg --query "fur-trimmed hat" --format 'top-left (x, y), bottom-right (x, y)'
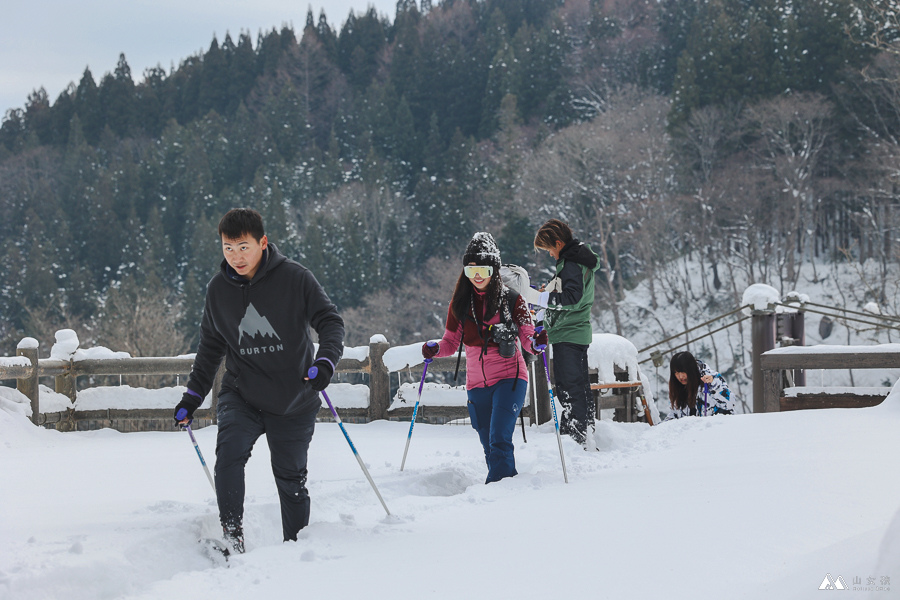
top-left (463, 232), bottom-right (501, 271)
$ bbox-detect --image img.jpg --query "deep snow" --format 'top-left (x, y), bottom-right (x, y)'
top-left (1, 378), bottom-right (898, 600)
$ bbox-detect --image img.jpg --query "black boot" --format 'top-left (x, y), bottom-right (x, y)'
top-left (223, 524), bottom-right (245, 554)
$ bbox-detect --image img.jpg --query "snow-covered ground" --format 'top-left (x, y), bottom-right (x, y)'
top-left (1, 378), bottom-right (897, 600)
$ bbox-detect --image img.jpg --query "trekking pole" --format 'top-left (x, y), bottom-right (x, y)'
top-left (703, 382), bottom-right (709, 416)
top-left (310, 366), bottom-right (391, 516)
top-left (176, 409), bottom-right (216, 492)
top-left (534, 327), bottom-right (568, 483)
top-left (401, 345), bottom-right (434, 471)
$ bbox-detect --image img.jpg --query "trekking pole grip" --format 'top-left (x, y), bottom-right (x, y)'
top-left (424, 340), bottom-right (437, 364)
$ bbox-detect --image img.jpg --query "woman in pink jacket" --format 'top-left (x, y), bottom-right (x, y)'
top-left (423, 232), bottom-right (546, 483)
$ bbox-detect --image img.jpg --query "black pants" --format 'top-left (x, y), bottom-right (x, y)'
top-left (552, 342), bottom-right (593, 445)
top-left (215, 391), bottom-right (317, 541)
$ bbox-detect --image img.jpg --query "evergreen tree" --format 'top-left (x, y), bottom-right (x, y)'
top-left (99, 54), bottom-right (137, 137)
top-left (669, 53), bottom-right (700, 130)
top-left (394, 96), bottom-right (418, 177)
top-left (264, 83), bottom-right (308, 163)
top-left (20, 209), bottom-right (62, 323)
top-left (317, 11), bottom-right (339, 62)
top-left (135, 66), bottom-right (166, 137)
top-left (227, 33), bottom-right (258, 112)
top-left (390, 1), bottom-right (422, 101)
top-left (75, 68), bottom-right (102, 144)
top-left (656, 0), bottom-right (700, 94)
top-left (168, 56), bottom-right (204, 124)
top-left (295, 23), bottom-right (345, 149)
top-left (257, 28), bottom-right (284, 76)
top-left (338, 8), bottom-right (388, 91)
top-left (23, 88), bottom-right (54, 146)
top-left (193, 110), bottom-right (234, 193)
top-left (199, 37), bottom-right (229, 115)
top-left (50, 85), bottom-right (76, 146)
top-left (0, 108), bottom-right (26, 154)
top-left (480, 43), bottom-right (518, 136)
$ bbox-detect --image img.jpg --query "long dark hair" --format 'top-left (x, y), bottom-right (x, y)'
top-left (668, 351), bottom-right (702, 412)
top-left (450, 270), bottom-right (502, 325)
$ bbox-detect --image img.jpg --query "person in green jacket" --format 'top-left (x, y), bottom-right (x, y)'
top-left (533, 219), bottom-right (601, 446)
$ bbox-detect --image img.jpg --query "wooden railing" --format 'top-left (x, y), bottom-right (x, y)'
top-left (2, 337), bottom-right (656, 431)
top-left (759, 345), bottom-right (898, 412)
top-left (2, 338), bottom-right (541, 430)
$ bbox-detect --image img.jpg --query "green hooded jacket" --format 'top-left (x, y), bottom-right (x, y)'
top-left (544, 240), bottom-right (601, 345)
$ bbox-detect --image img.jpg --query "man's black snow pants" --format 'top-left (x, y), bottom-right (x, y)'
top-left (215, 391), bottom-right (317, 542)
top-left (551, 342), bottom-right (594, 445)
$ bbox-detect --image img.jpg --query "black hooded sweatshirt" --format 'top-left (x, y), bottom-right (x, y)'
top-left (186, 243), bottom-right (344, 416)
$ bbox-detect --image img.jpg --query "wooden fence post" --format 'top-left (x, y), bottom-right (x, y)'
top-left (524, 357), bottom-right (537, 424)
top-left (368, 339), bottom-right (390, 421)
top-left (789, 311), bottom-right (806, 386)
top-left (762, 368), bottom-right (784, 413)
top-left (751, 308), bottom-right (776, 413)
top-left (55, 362), bottom-right (76, 404)
top-left (533, 355), bottom-right (552, 425)
top-left (16, 339), bottom-right (39, 425)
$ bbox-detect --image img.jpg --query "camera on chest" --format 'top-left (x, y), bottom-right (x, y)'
top-left (490, 322), bottom-right (518, 358)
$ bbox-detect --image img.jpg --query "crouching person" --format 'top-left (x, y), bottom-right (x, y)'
top-left (664, 351), bottom-right (734, 421)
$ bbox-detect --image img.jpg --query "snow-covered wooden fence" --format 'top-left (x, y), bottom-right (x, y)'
top-left (760, 345), bottom-right (898, 411)
top-left (0, 337), bottom-right (389, 430)
top-left (0, 333), bottom-right (655, 432)
top-left (0, 337), bottom-right (487, 431)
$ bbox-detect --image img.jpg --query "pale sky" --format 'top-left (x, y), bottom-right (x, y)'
top-left (2, 0), bottom-right (397, 116)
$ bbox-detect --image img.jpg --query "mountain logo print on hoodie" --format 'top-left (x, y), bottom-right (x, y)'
top-left (238, 303), bottom-right (283, 354)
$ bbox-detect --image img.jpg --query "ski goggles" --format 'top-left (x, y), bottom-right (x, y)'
top-left (464, 265), bottom-right (494, 279)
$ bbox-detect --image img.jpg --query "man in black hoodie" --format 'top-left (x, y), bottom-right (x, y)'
top-left (174, 208), bottom-right (344, 552)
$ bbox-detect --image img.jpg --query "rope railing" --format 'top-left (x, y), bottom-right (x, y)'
top-left (639, 298), bottom-right (900, 368)
top-left (638, 314), bottom-right (751, 366)
top-left (774, 302), bottom-right (900, 332)
top-left (638, 304), bottom-right (751, 354)
top-left (637, 304), bottom-right (752, 367)
top-left (800, 300), bottom-right (900, 324)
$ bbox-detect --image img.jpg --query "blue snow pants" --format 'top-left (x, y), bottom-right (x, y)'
top-left (466, 378), bottom-right (527, 484)
top-left (215, 391), bottom-right (317, 542)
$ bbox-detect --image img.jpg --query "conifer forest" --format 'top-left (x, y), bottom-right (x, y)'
top-left (1, 0), bottom-right (899, 357)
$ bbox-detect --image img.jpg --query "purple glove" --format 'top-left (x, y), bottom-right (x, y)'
top-left (531, 327), bottom-right (548, 351)
top-left (306, 359), bottom-right (334, 392)
top-left (422, 341), bottom-right (439, 360)
top-left (174, 391), bottom-right (202, 424)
